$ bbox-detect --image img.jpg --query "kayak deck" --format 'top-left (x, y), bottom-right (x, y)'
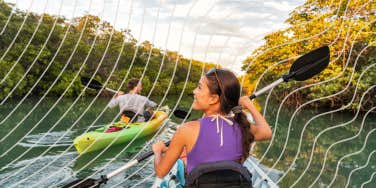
top-left (244, 156), bottom-right (280, 188)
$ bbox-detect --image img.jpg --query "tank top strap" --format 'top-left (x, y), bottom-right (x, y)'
top-left (205, 114), bottom-right (235, 146)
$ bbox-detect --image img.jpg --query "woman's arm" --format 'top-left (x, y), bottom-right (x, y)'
top-left (239, 96), bottom-right (272, 141)
top-left (152, 124), bottom-right (188, 178)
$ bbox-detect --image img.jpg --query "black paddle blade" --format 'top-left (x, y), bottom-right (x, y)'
top-left (81, 77), bottom-right (103, 90)
top-left (62, 178), bottom-right (101, 188)
top-left (173, 109), bottom-right (191, 119)
top-left (288, 46), bottom-right (330, 81)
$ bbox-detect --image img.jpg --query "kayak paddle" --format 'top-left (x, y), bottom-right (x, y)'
top-left (249, 45), bottom-right (330, 99)
top-left (81, 77), bottom-right (117, 93)
top-left (173, 109), bottom-right (191, 119)
top-left (63, 141), bottom-right (170, 188)
top-left (175, 46), bottom-right (330, 118)
top-left (81, 77), bottom-right (190, 120)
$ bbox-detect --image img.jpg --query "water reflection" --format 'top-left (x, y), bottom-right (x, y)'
top-left (0, 97), bottom-right (375, 187)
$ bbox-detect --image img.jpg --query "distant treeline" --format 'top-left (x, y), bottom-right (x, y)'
top-left (1, 1), bottom-right (375, 112)
top-left (0, 2), bottom-right (215, 101)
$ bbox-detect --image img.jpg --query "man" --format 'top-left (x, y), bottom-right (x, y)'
top-left (108, 78), bottom-right (157, 122)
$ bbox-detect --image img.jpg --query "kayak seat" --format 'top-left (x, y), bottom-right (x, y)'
top-left (122, 111), bottom-right (138, 123)
top-left (122, 110), bottom-right (154, 122)
top-left (185, 160), bottom-right (252, 188)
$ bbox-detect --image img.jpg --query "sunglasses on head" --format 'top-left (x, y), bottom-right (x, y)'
top-left (206, 67), bottom-right (217, 75)
top-left (206, 68), bottom-right (223, 95)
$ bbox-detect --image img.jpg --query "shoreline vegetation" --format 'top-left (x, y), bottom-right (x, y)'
top-left (240, 0), bottom-right (375, 112)
top-left (0, 2), bottom-right (216, 102)
top-left (0, 1), bottom-right (374, 112)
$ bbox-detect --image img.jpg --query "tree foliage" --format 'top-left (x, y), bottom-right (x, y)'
top-left (0, 2), bottom-right (215, 101)
top-left (242, 0), bottom-right (375, 111)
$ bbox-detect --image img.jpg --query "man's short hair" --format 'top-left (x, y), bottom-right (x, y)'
top-left (127, 78), bottom-right (139, 91)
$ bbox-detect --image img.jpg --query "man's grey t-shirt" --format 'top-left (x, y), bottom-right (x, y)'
top-left (108, 94), bottom-right (157, 115)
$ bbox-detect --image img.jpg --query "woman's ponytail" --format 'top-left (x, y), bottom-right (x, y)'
top-left (206, 69), bottom-right (255, 161)
top-left (234, 112), bottom-right (254, 162)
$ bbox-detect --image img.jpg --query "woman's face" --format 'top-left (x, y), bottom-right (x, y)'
top-left (192, 76), bottom-right (218, 111)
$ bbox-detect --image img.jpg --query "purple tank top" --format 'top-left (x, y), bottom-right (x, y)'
top-left (186, 116), bottom-right (243, 173)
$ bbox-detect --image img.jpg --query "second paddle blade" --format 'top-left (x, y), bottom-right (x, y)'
top-left (173, 109), bottom-right (191, 119)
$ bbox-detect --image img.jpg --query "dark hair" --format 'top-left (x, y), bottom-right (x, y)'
top-left (205, 68), bottom-right (254, 161)
top-left (127, 78), bottom-right (139, 91)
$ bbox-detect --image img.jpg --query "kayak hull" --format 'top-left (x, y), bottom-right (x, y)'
top-left (73, 111), bottom-right (168, 154)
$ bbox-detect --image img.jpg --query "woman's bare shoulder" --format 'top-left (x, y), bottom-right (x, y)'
top-left (175, 120), bottom-right (200, 135)
top-left (180, 120), bottom-right (199, 129)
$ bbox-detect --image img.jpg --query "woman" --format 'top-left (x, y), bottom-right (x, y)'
top-left (152, 68), bottom-right (272, 178)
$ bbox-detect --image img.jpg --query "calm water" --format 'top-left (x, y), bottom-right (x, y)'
top-left (0, 96), bottom-right (375, 187)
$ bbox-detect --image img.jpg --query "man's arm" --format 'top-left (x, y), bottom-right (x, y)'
top-left (108, 93), bottom-right (123, 108)
top-left (145, 98), bottom-right (157, 108)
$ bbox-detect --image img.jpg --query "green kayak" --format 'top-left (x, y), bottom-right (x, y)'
top-left (73, 111), bottom-right (169, 154)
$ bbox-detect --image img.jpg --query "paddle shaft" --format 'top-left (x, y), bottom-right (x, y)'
top-left (105, 87), bottom-right (118, 93)
top-left (63, 137), bottom-right (171, 187)
top-left (249, 78), bottom-right (284, 99)
top-left (107, 160), bottom-right (138, 179)
top-left (106, 141), bottom-right (171, 179)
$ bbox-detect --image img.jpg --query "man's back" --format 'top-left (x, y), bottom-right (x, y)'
top-left (108, 93), bottom-right (156, 114)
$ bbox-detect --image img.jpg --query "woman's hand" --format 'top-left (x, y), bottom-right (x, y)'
top-left (239, 96), bottom-right (254, 109)
top-left (153, 141), bottom-right (171, 178)
top-left (239, 96), bottom-right (272, 141)
top-left (152, 141), bottom-right (168, 154)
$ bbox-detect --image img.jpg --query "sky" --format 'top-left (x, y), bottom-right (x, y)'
top-left (4, 0), bottom-right (305, 75)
